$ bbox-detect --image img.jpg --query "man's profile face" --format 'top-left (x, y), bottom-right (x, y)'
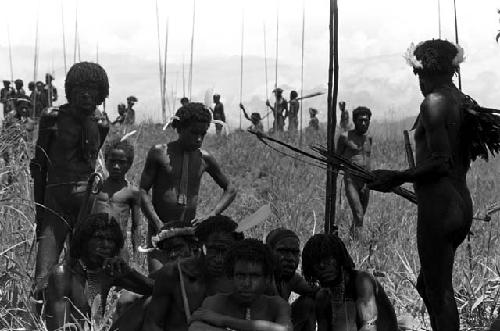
top-left (233, 261), bottom-right (267, 305)
top-left (354, 114), bottom-right (370, 134)
top-left (105, 148), bottom-right (130, 180)
top-left (178, 122), bottom-right (209, 151)
top-left (272, 237), bottom-right (300, 280)
top-left (86, 228), bottom-right (118, 267)
top-left (313, 255), bottom-right (341, 286)
top-left (204, 232), bottom-right (234, 276)
top-left (158, 236), bottom-right (198, 262)
top-left (3, 82), bottom-right (9, 88)
top-left (71, 86), bottom-right (99, 115)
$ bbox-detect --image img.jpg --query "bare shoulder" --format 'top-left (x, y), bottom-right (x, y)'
top-left (421, 91), bottom-right (453, 123)
top-left (47, 263), bottom-right (72, 297)
top-left (146, 144), bottom-right (166, 161)
top-left (201, 149), bottom-right (218, 165)
top-left (354, 271), bottom-right (376, 297)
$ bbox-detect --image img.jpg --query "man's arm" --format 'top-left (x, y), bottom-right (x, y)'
top-left (130, 188), bottom-right (142, 253)
top-left (191, 296), bottom-right (290, 331)
top-left (141, 267), bottom-right (172, 331)
top-left (314, 288), bottom-right (331, 331)
top-left (203, 151), bottom-right (237, 217)
top-left (240, 104), bottom-right (252, 121)
top-left (370, 93), bottom-right (453, 192)
top-left (355, 273), bottom-right (378, 331)
top-left (140, 146), bottom-right (163, 232)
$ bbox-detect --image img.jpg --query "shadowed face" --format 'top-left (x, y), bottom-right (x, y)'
top-left (354, 114), bottom-right (370, 134)
top-left (232, 261), bottom-right (268, 305)
top-left (158, 236), bottom-right (199, 262)
top-left (178, 122), bottom-right (209, 151)
top-left (71, 86), bottom-right (99, 115)
top-left (86, 228), bottom-right (118, 268)
top-left (204, 232), bottom-right (235, 276)
top-left (272, 237), bottom-right (300, 280)
top-left (105, 148), bottom-right (131, 180)
top-left (313, 255), bottom-right (341, 286)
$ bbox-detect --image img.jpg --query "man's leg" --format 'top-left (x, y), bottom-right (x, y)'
top-left (344, 177), bottom-right (365, 239)
top-left (360, 184), bottom-right (370, 215)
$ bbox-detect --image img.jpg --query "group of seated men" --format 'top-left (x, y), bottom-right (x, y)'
top-left (44, 213), bottom-right (399, 331)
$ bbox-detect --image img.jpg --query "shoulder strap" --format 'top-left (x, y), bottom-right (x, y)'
top-left (177, 260), bottom-right (192, 321)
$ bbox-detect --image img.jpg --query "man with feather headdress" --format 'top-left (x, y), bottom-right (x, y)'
top-left (370, 39), bottom-right (500, 331)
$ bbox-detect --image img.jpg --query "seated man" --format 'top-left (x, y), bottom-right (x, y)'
top-left (141, 215), bottom-right (244, 331)
top-left (190, 238), bottom-right (291, 331)
top-left (240, 103), bottom-right (264, 133)
top-left (302, 234), bottom-right (398, 331)
top-left (94, 138), bottom-right (141, 262)
top-left (111, 220), bottom-right (200, 331)
top-left (44, 213), bottom-right (153, 331)
top-left (266, 229), bottom-right (317, 331)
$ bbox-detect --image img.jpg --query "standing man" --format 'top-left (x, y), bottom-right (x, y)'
top-left (14, 79), bottom-right (26, 98)
top-left (336, 106), bottom-right (372, 240)
top-left (1, 80), bottom-right (14, 113)
top-left (212, 94), bottom-right (226, 135)
top-left (266, 88), bottom-right (288, 133)
top-left (369, 39), bottom-right (473, 331)
top-left (44, 73), bottom-right (58, 106)
top-left (288, 91), bottom-right (299, 134)
top-left (139, 102), bottom-right (236, 272)
top-left (125, 95), bottom-right (138, 125)
top-left (307, 108), bottom-right (319, 131)
top-left (30, 62), bottom-right (110, 295)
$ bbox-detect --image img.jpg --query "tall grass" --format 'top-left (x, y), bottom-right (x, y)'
top-left (1, 120), bottom-right (499, 330)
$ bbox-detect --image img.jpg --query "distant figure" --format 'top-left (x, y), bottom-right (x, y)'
top-left (266, 88), bottom-right (288, 132)
top-left (180, 97), bottom-right (189, 107)
top-left (28, 81), bottom-right (42, 118)
top-left (30, 62), bottom-right (110, 298)
top-left (189, 239), bottom-right (292, 331)
top-left (139, 102), bottom-right (236, 273)
top-left (288, 91), bottom-right (299, 133)
top-left (239, 103), bottom-right (264, 133)
top-left (14, 79), bottom-right (26, 98)
top-left (212, 94), bottom-right (226, 135)
top-left (339, 101), bottom-right (352, 131)
top-left (35, 81), bottom-right (50, 111)
top-left (113, 103), bottom-right (127, 125)
top-left (308, 108), bottom-right (319, 131)
top-left (1, 80), bottom-right (14, 113)
top-left (302, 234), bottom-right (398, 331)
top-left (44, 73), bottom-right (58, 106)
top-left (44, 214), bottom-right (153, 331)
top-left (94, 138), bottom-right (141, 263)
top-left (336, 106), bottom-right (372, 239)
top-left (125, 95), bottom-right (137, 125)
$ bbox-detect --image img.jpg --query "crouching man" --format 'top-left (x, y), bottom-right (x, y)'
top-left (44, 213), bottom-right (153, 331)
top-left (190, 238), bottom-right (292, 331)
top-left (302, 234), bottom-right (398, 331)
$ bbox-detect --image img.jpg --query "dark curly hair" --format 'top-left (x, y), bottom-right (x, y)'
top-left (70, 213), bottom-right (124, 260)
top-left (352, 106), bottom-right (372, 121)
top-left (290, 91), bottom-right (298, 100)
top-left (413, 39), bottom-right (460, 76)
top-left (104, 138), bottom-right (135, 164)
top-left (302, 234), bottom-right (355, 284)
top-left (195, 215), bottom-right (244, 243)
top-left (224, 238), bottom-right (274, 278)
top-left (171, 102), bottom-right (212, 129)
top-left (65, 62), bottom-right (109, 105)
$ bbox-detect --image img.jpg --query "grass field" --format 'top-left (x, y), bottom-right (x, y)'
top-left (0, 119), bottom-right (499, 330)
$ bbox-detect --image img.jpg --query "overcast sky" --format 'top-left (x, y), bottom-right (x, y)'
top-left (1, 0), bottom-right (499, 127)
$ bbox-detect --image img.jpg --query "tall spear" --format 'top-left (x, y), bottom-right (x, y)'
top-left (453, 0), bottom-right (462, 90)
top-left (273, 3), bottom-right (279, 132)
top-left (239, 10), bottom-right (244, 130)
top-left (7, 24), bottom-right (14, 82)
top-left (163, 18), bottom-right (169, 122)
top-left (299, 3), bottom-right (305, 146)
top-left (73, 2), bottom-right (78, 64)
top-left (325, 0), bottom-right (339, 234)
top-left (33, 6), bottom-right (40, 83)
top-left (263, 22), bottom-right (270, 131)
top-left (61, 0), bottom-right (67, 74)
top-left (182, 55), bottom-right (186, 98)
top-left (438, 0), bottom-right (442, 38)
top-left (188, 0), bottom-right (196, 100)
top-left (155, 0), bottom-right (165, 123)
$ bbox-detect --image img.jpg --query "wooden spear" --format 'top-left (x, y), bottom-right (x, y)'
top-left (239, 10), bottom-right (244, 130)
top-left (155, 0), bottom-right (165, 123)
top-left (61, 0), bottom-right (67, 74)
top-left (7, 24), bottom-right (14, 82)
top-left (163, 17), bottom-right (169, 122)
top-left (299, 3), bottom-right (305, 146)
top-left (453, 0), bottom-right (462, 90)
top-left (325, 0), bottom-right (339, 234)
top-left (263, 22), bottom-right (270, 131)
top-left (188, 0), bottom-right (196, 100)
